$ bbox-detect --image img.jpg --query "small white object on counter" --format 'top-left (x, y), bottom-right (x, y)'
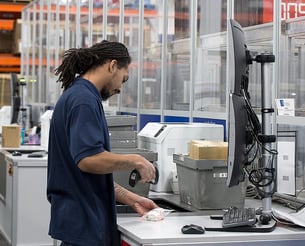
top-left (142, 208), bottom-right (174, 221)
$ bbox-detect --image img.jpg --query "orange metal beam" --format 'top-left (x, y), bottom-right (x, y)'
top-left (25, 4), bottom-right (157, 17)
top-left (0, 66), bottom-right (20, 73)
top-left (0, 19), bottom-right (14, 30)
top-left (0, 3), bottom-right (27, 13)
top-left (0, 54), bottom-right (20, 73)
top-left (0, 54), bottom-right (20, 66)
top-left (0, 2), bottom-right (27, 20)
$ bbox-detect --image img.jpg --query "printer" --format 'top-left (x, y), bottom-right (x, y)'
top-left (138, 122), bottom-right (224, 192)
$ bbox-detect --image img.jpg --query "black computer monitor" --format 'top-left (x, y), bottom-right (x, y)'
top-left (226, 19), bottom-right (261, 188)
top-left (10, 73), bottom-right (21, 124)
top-left (225, 19), bottom-right (278, 231)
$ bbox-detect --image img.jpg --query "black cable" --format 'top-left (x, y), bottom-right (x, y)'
top-left (246, 184), bottom-right (260, 199)
top-left (239, 88), bottom-right (278, 199)
top-left (243, 120), bottom-right (277, 198)
top-left (244, 129), bottom-right (259, 165)
top-left (248, 168), bottom-right (274, 187)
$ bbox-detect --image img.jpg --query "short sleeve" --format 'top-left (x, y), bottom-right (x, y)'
top-left (68, 104), bottom-right (107, 164)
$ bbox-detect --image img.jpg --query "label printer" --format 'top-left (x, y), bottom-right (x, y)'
top-left (138, 122), bottom-right (224, 192)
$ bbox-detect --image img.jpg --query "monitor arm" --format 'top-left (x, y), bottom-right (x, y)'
top-left (255, 53), bottom-right (276, 224)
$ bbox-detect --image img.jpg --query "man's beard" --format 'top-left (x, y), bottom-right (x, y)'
top-left (100, 88), bottom-right (111, 101)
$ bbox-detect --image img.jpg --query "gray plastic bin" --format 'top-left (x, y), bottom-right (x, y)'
top-left (174, 154), bottom-right (245, 209)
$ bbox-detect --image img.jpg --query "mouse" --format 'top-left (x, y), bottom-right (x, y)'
top-left (12, 151), bottom-right (22, 156)
top-left (181, 224), bottom-right (205, 234)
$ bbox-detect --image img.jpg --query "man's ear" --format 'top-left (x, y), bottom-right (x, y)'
top-left (109, 59), bottom-right (117, 73)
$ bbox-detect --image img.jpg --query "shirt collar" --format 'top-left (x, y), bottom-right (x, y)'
top-left (74, 77), bottom-right (102, 100)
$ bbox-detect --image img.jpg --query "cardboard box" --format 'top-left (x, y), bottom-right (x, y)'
top-left (0, 32), bottom-right (13, 53)
top-left (2, 125), bottom-right (21, 148)
top-left (189, 140), bottom-right (228, 160)
top-left (0, 75), bottom-right (12, 107)
top-left (12, 19), bottom-right (22, 55)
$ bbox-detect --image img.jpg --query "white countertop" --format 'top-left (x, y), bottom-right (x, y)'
top-left (118, 213), bottom-right (305, 245)
top-left (117, 196), bottom-right (305, 245)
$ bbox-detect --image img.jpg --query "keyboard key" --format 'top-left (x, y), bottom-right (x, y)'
top-left (222, 207), bottom-right (257, 228)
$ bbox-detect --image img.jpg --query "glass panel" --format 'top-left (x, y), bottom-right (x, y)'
top-left (235, 0), bottom-right (267, 26)
top-left (118, 1), bottom-right (163, 110)
top-left (80, 1), bottom-right (89, 47)
top-left (24, 2), bottom-right (42, 104)
top-left (261, 0), bottom-right (273, 24)
top-left (234, 0), bottom-right (274, 112)
top-left (111, 1), bottom-right (141, 108)
top-left (279, 16), bottom-right (305, 116)
top-left (141, 1), bottom-right (161, 109)
top-left (68, 1), bottom-right (78, 49)
top-left (40, 1), bottom-right (48, 103)
top-left (92, 0), bottom-right (104, 44)
top-left (47, 2), bottom-right (60, 105)
top-left (21, 3), bottom-right (36, 104)
top-left (166, 0), bottom-right (190, 111)
top-left (277, 0), bottom-right (305, 201)
top-left (194, 0), bottom-right (227, 113)
top-left (107, 0), bottom-right (121, 107)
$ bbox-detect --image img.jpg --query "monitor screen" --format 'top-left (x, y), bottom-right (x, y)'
top-left (10, 73), bottom-right (21, 124)
top-left (226, 19), bottom-right (261, 188)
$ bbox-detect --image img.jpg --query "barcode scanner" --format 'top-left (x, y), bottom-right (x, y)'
top-left (129, 167), bottom-right (159, 187)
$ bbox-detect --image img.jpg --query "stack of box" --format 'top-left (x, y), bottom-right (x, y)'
top-left (106, 115), bottom-right (157, 197)
top-left (174, 140), bottom-right (245, 209)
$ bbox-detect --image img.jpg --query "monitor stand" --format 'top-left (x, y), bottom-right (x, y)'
top-left (205, 216), bottom-right (277, 232)
top-left (206, 53), bottom-right (277, 233)
top-left (254, 53), bottom-right (276, 227)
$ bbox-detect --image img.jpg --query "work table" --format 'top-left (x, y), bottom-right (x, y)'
top-left (117, 194), bottom-right (305, 246)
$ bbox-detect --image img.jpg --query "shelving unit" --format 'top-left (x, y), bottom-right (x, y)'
top-left (0, 1), bottom-right (29, 73)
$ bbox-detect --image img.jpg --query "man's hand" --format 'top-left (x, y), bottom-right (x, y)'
top-left (114, 182), bottom-right (159, 216)
top-left (132, 197), bottom-right (159, 216)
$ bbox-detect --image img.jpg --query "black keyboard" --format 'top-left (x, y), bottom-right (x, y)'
top-left (222, 207), bottom-right (257, 228)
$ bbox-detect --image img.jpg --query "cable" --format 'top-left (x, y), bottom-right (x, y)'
top-left (240, 88), bottom-right (278, 199)
top-left (244, 115), bottom-right (277, 198)
top-left (271, 212), bottom-right (296, 226)
top-left (248, 168), bottom-right (274, 187)
top-left (247, 154), bottom-right (276, 198)
top-left (242, 89), bottom-right (261, 135)
top-left (246, 184), bottom-right (260, 199)
top-left (244, 134), bottom-right (259, 165)
top-left (295, 188), bottom-right (305, 212)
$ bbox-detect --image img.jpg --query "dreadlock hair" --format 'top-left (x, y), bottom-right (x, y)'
top-left (54, 40), bottom-right (131, 90)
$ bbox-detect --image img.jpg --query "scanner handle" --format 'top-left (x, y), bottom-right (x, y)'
top-left (129, 167), bottom-right (159, 187)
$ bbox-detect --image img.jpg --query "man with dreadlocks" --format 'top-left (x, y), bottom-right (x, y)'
top-left (47, 40), bottom-right (158, 246)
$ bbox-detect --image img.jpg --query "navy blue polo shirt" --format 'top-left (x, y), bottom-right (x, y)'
top-left (47, 78), bottom-right (119, 246)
